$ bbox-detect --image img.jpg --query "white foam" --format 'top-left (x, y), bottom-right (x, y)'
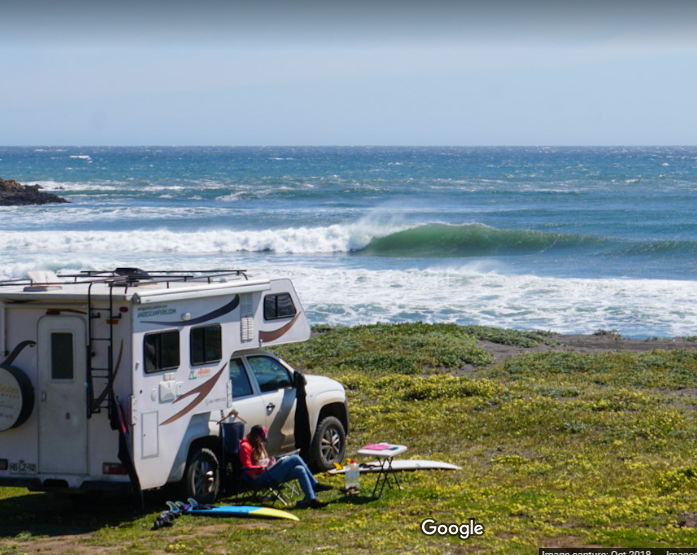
top-left (146, 185), bottom-right (186, 191)
top-left (282, 264), bottom-right (697, 339)
top-left (0, 222), bottom-right (404, 255)
top-left (2, 255), bottom-right (694, 338)
top-left (32, 179), bottom-right (244, 193)
top-left (0, 206), bottom-right (238, 226)
top-left (216, 193), bottom-right (242, 202)
top-left (34, 180), bottom-right (122, 192)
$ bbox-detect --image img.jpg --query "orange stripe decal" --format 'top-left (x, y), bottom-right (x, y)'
top-left (259, 312), bottom-right (301, 343)
top-left (160, 364), bottom-right (228, 426)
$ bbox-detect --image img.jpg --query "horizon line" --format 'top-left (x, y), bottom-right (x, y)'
top-left (2, 144), bottom-right (697, 149)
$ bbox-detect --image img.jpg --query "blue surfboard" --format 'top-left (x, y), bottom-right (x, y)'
top-left (185, 505), bottom-right (299, 521)
top-left (167, 500), bottom-right (299, 521)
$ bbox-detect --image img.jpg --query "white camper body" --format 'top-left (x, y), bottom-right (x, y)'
top-left (0, 269), bottom-right (311, 496)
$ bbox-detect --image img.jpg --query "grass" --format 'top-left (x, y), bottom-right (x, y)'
top-left (3, 323), bottom-right (697, 554)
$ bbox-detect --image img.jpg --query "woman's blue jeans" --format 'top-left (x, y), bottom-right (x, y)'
top-left (253, 455), bottom-right (318, 501)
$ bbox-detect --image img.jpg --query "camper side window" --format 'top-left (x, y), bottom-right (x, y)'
top-left (191, 324), bottom-right (222, 366)
top-left (263, 293), bottom-right (297, 321)
top-left (144, 330), bottom-right (180, 373)
top-left (51, 332), bottom-right (74, 380)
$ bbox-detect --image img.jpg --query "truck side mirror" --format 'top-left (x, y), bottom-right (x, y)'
top-left (292, 371), bottom-right (306, 389)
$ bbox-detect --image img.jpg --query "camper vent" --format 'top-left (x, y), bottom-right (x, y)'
top-left (241, 317), bottom-right (254, 342)
top-left (240, 294), bottom-right (254, 342)
top-left (23, 285), bottom-right (63, 292)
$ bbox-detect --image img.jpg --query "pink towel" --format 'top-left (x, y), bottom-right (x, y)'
top-left (362, 443), bottom-right (392, 451)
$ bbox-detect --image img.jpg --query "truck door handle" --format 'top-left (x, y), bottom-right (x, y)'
top-left (266, 403), bottom-right (276, 411)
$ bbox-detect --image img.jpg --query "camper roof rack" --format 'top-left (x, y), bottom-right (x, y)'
top-left (64, 268), bottom-right (249, 285)
top-left (0, 268), bottom-right (249, 288)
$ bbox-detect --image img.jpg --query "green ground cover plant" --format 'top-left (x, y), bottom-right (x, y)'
top-left (2, 323), bottom-right (697, 554)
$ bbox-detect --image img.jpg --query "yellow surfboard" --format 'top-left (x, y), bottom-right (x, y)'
top-left (185, 505), bottom-right (299, 521)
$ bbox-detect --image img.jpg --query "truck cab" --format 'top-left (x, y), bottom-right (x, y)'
top-left (229, 349), bottom-right (348, 470)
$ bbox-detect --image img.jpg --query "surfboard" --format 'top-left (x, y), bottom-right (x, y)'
top-left (183, 505), bottom-right (299, 521)
top-left (329, 460), bottom-right (461, 474)
top-left (166, 500), bottom-right (299, 521)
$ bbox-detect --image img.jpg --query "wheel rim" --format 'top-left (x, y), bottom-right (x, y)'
top-left (192, 459), bottom-right (214, 496)
top-left (320, 426), bottom-right (341, 464)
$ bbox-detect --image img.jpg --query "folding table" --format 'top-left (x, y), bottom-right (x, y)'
top-left (357, 443), bottom-right (408, 499)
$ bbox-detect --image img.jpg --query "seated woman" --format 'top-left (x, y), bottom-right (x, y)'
top-left (239, 425), bottom-right (333, 509)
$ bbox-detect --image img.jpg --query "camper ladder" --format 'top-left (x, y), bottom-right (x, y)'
top-left (86, 282), bottom-right (116, 419)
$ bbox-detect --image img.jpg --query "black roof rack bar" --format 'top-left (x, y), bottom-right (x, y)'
top-left (66, 269), bottom-right (247, 278)
top-left (0, 277), bottom-right (33, 285)
top-left (0, 268), bottom-right (249, 289)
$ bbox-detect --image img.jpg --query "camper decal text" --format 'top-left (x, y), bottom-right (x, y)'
top-left (137, 305), bottom-right (176, 319)
top-left (0, 370), bottom-right (24, 431)
top-left (188, 368), bottom-right (211, 380)
top-left (0, 341), bottom-right (36, 431)
top-left (0, 383), bottom-right (20, 396)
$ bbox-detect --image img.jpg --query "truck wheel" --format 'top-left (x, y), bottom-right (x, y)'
top-left (183, 447), bottom-right (220, 504)
top-left (310, 416), bottom-right (346, 472)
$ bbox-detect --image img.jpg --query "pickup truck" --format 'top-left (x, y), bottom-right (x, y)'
top-left (183, 349), bottom-right (349, 502)
top-left (229, 349), bottom-right (349, 470)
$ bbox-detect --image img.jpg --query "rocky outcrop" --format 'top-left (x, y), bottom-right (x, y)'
top-left (0, 177), bottom-right (69, 206)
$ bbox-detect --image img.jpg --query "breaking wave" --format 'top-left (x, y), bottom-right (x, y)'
top-left (0, 223), bottom-right (605, 257)
top-left (3, 221), bottom-right (695, 260)
top-left (360, 223), bottom-right (604, 257)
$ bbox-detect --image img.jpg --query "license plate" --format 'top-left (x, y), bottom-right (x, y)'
top-left (9, 461), bottom-right (37, 474)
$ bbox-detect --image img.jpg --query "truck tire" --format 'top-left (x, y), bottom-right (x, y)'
top-left (310, 416), bottom-right (346, 472)
top-left (183, 447), bottom-right (220, 504)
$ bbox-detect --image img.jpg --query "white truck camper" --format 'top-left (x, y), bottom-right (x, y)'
top-left (0, 268), bottom-right (348, 503)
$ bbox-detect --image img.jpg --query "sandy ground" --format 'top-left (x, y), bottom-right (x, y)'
top-left (477, 332), bottom-right (697, 365)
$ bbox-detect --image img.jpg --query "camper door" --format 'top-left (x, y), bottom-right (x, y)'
top-left (37, 316), bottom-right (88, 475)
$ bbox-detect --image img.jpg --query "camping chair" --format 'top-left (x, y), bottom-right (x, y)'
top-left (219, 420), bottom-right (245, 496)
top-left (219, 421), bottom-right (299, 506)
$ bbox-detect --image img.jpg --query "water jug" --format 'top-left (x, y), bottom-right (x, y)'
top-left (344, 459), bottom-right (360, 490)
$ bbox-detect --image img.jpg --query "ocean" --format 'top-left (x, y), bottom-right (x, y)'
top-left (1, 146), bottom-right (696, 338)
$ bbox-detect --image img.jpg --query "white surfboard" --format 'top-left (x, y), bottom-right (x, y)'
top-left (329, 460), bottom-right (461, 474)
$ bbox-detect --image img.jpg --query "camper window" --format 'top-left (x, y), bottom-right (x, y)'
top-left (51, 332), bottom-right (74, 380)
top-left (144, 330), bottom-right (180, 373)
top-left (191, 324), bottom-right (222, 366)
top-left (263, 293), bottom-right (297, 321)
top-left (247, 355), bottom-right (293, 392)
top-left (229, 358), bottom-right (253, 398)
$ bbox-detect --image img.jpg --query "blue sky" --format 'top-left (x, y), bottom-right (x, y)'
top-left (2, 1), bottom-right (697, 146)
